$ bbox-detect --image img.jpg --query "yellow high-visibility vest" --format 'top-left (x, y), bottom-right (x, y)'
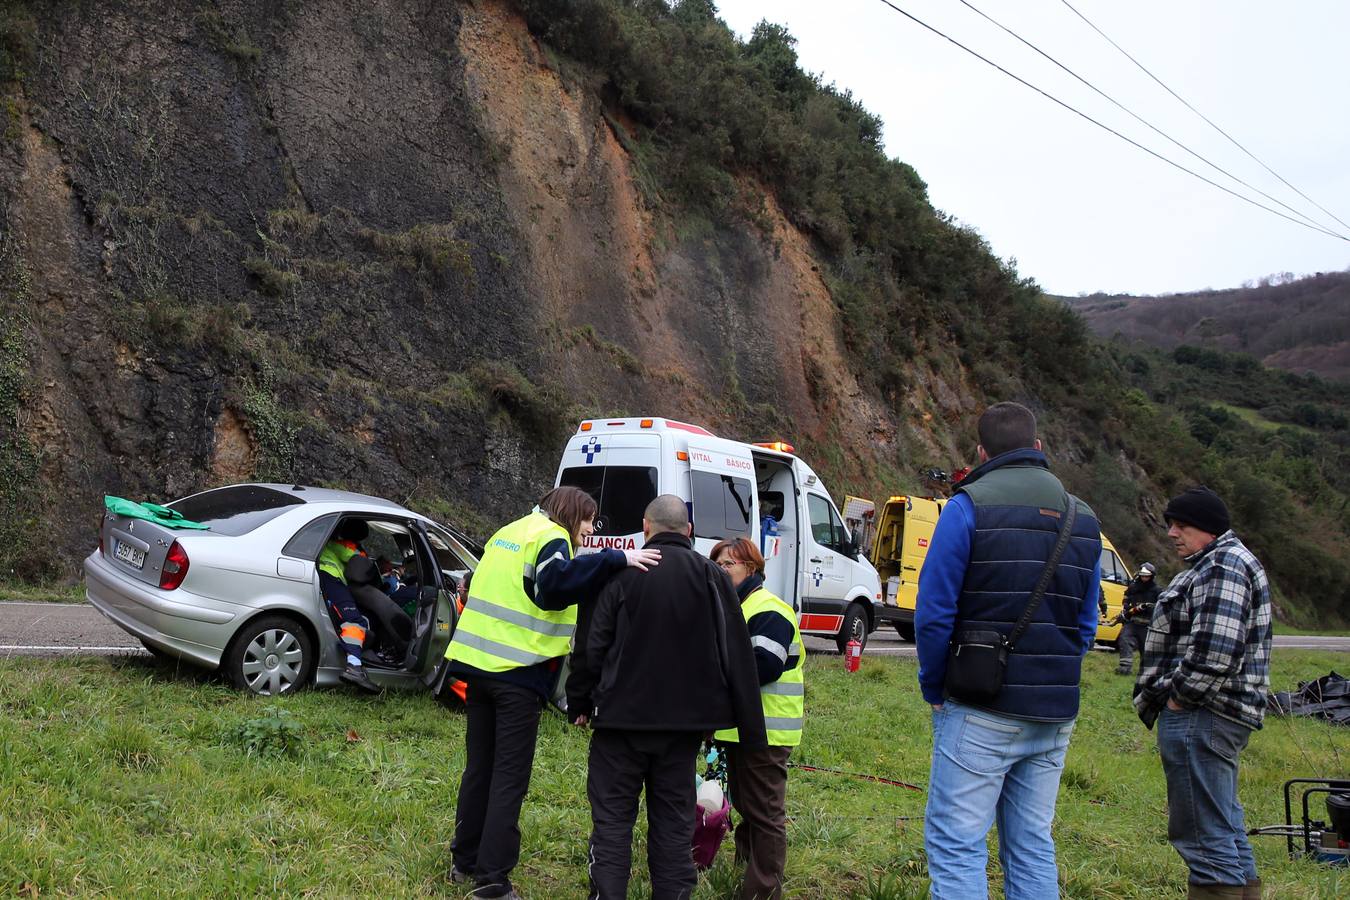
top-left (715, 587), bottom-right (804, 747)
top-left (445, 511), bottom-right (577, 672)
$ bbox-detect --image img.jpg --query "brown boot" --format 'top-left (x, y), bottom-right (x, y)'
top-left (1186, 883), bottom-right (1245, 900)
top-left (1242, 878), bottom-right (1261, 899)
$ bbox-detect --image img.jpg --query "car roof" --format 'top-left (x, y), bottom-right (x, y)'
top-left (245, 483), bottom-right (413, 512)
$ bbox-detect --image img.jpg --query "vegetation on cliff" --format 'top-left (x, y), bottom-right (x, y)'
top-left (0, 0), bottom-right (1344, 625)
top-left (509, 0), bottom-right (1349, 626)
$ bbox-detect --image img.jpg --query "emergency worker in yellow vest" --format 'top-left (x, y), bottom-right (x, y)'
top-left (317, 518), bottom-right (379, 693)
top-left (445, 486), bottom-right (660, 900)
top-left (711, 537), bottom-right (804, 900)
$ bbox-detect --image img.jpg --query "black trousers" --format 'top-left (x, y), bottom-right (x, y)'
top-left (451, 678), bottom-right (543, 893)
top-left (1117, 621), bottom-right (1148, 672)
top-left (587, 729), bottom-right (702, 900)
top-left (725, 744), bottom-right (791, 900)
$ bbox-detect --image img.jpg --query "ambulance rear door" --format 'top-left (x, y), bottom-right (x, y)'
top-left (684, 440), bottom-right (758, 558)
top-left (556, 432), bottom-right (662, 554)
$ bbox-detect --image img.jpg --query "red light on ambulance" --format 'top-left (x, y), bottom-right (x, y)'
top-left (640, 419), bottom-right (654, 428)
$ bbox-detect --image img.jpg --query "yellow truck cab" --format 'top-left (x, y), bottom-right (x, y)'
top-left (1095, 534), bottom-right (1132, 644)
top-left (866, 494), bottom-right (1132, 646)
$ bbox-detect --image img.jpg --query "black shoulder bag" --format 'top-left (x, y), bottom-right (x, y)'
top-left (944, 494), bottom-right (1078, 705)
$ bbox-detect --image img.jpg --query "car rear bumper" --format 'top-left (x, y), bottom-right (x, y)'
top-left (84, 551), bottom-right (236, 668)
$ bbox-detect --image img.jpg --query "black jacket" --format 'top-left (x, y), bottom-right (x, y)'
top-left (1123, 577), bottom-right (1161, 622)
top-left (566, 532), bottom-right (768, 749)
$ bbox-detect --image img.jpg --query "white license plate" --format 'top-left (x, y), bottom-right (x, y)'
top-left (115, 541), bottom-right (146, 570)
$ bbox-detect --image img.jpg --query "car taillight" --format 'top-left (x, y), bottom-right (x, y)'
top-left (160, 540), bottom-right (190, 590)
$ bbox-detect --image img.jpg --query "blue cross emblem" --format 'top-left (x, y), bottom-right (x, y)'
top-left (812, 567), bottom-right (823, 587)
top-left (581, 437), bottom-right (603, 464)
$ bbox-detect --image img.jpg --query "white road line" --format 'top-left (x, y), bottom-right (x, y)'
top-left (0, 645), bottom-right (145, 652)
top-left (0, 600), bottom-right (88, 606)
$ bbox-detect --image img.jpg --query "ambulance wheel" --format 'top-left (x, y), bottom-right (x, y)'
top-left (835, 603), bottom-right (869, 654)
top-left (893, 621), bottom-right (916, 642)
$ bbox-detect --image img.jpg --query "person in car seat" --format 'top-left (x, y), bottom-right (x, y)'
top-left (344, 554), bottom-right (414, 664)
top-left (316, 519), bottom-right (380, 693)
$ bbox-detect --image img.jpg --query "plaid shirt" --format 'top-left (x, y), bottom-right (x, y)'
top-left (1133, 530), bottom-right (1272, 730)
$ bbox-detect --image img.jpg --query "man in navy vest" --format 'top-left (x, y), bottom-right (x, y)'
top-left (916, 402), bottom-right (1102, 899)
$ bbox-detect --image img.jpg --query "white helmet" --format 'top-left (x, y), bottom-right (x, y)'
top-left (1139, 562), bottom-right (1156, 577)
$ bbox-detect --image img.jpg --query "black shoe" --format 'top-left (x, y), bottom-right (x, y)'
top-left (449, 865), bottom-right (472, 885)
top-left (341, 663), bottom-right (381, 694)
top-left (471, 882), bottom-right (521, 899)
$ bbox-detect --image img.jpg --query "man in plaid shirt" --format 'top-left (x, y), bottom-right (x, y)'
top-left (1134, 487), bottom-right (1271, 900)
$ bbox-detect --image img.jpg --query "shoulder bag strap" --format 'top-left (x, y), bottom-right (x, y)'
top-left (1006, 494), bottom-right (1078, 652)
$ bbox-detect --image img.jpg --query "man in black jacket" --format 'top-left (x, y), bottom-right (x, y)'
top-left (1116, 562), bottom-right (1161, 675)
top-left (567, 494), bottom-right (767, 900)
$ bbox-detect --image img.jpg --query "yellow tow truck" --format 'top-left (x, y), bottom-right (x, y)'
top-left (858, 494), bottom-right (1132, 645)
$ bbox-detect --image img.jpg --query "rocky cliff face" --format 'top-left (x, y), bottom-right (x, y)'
top-left (0, 0), bottom-right (1113, 578)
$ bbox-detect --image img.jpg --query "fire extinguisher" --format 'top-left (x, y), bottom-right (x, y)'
top-left (845, 639), bottom-right (862, 672)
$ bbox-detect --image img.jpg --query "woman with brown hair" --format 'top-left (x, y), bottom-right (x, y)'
top-left (445, 486), bottom-right (659, 899)
top-left (710, 536), bottom-right (804, 900)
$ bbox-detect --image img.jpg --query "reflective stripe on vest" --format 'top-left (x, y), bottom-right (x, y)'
top-left (715, 587), bottom-right (805, 747)
top-left (445, 511), bottom-right (577, 673)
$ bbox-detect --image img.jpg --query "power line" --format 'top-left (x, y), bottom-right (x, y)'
top-left (1059, 0), bottom-right (1350, 234)
top-left (953, 0), bottom-right (1346, 239)
top-left (869, 0), bottom-right (1348, 242)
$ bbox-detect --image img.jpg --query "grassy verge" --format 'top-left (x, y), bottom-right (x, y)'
top-left (1273, 622), bottom-right (1350, 637)
top-left (0, 580), bottom-right (85, 603)
top-left (1, 651), bottom-right (1346, 897)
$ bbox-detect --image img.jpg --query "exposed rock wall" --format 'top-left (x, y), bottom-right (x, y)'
top-left (0, 0), bottom-right (980, 575)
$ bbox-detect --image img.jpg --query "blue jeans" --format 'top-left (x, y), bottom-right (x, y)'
top-left (925, 701), bottom-right (1074, 899)
top-left (1156, 706), bottom-right (1257, 886)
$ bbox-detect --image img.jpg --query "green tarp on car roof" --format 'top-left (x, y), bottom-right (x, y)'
top-left (105, 495), bottom-right (211, 530)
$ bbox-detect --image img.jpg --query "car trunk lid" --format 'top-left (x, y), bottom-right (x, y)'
top-left (102, 514), bottom-right (189, 588)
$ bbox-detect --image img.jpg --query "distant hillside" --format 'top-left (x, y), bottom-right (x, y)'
top-left (1067, 271), bottom-right (1350, 383)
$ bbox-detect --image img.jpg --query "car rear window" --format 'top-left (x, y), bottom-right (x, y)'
top-left (169, 485), bottom-right (306, 536)
top-left (559, 466), bottom-right (658, 536)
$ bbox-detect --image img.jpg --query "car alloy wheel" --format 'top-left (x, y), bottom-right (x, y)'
top-left (241, 628), bottom-right (305, 695)
top-left (225, 615), bottom-right (315, 696)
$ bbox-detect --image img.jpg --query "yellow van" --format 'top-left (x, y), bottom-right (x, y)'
top-left (1095, 534), bottom-right (1132, 644)
top-left (868, 495), bottom-right (946, 642)
top-left (868, 494), bottom-right (1131, 646)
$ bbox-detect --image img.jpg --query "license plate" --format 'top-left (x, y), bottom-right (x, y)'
top-left (115, 541), bottom-right (146, 570)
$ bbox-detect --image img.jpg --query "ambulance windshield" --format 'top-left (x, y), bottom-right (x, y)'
top-left (560, 466), bottom-right (658, 536)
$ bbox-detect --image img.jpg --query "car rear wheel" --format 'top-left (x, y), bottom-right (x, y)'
top-left (225, 615), bottom-right (315, 696)
top-left (835, 602), bottom-right (869, 654)
top-left (893, 620), bottom-right (916, 642)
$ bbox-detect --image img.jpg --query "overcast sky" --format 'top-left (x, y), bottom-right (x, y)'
top-left (713, 0), bottom-right (1350, 296)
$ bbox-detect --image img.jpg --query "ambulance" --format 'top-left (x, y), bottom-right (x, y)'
top-left (866, 494), bottom-right (1134, 645)
top-left (554, 417), bottom-right (886, 651)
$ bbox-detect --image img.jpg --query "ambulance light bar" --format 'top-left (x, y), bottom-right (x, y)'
top-left (753, 441), bottom-right (795, 454)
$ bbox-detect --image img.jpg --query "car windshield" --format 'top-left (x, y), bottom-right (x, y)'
top-left (169, 485), bottom-right (305, 536)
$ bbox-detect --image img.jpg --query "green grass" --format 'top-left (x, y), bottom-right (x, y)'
top-left (1214, 402), bottom-right (1316, 435)
top-left (0, 651), bottom-right (1346, 897)
top-left (1273, 622), bottom-right (1350, 637)
top-left (0, 580), bottom-right (85, 603)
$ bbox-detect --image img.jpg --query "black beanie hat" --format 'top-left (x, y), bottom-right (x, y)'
top-left (1163, 487), bottom-right (1230, 536)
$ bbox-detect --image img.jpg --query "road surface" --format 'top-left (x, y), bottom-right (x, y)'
top-left (3, 600), bottom-right (1349, 658)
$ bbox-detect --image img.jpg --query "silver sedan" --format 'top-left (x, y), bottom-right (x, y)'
top-left (85, 484), bottom-right (478, 696)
